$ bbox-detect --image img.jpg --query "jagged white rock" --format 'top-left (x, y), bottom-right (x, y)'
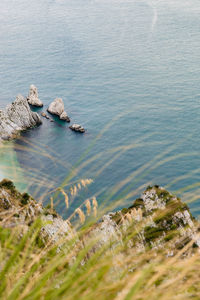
top-left (47, 98), bottom-right (70, 121)
top-left (41, 215), bottom-right (74, 242)
top-left (86, 186), bottom-right (200, 255)
top-left (0, 180), bottom-right (74, 242)
top-left (0, 95), bottom-right (42, 142)
top-left (27, 85), bottom-right (43, 107)
top-left (91, 214), bottom-right (122, 246)
top-left (142, 188), bottom-right (166, 212)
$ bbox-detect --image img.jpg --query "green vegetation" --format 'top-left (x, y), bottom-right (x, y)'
top-left (0, 181), bottom-right (200, 299)
top-left (0, 178), bottom-right (15, 192)
top-left (21, 193), bottom-right (30, 205)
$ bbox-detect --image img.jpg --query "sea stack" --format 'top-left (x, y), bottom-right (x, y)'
top-left (47, 98), bottom-right (70, 122)
top-left (27, 85), bottom-right (43, 107)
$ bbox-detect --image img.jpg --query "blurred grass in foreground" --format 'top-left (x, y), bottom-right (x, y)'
top-left (1, 115), bottom-right (200, 299)
top-left (0, 198), bottom-right (200, 300)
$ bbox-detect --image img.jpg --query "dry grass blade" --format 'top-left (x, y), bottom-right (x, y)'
top-left (85, 200), bottom-right (91, 216)
top-left (75, 208), bottom-right (85, 224)
top-left (60, 188), bottom-right (69, 209)
top-left (92, 197), bottom-right (98, 217)
top-left (50, 197), bottom-right (54, 213)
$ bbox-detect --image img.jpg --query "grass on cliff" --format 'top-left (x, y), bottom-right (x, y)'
top-left (1, 116), bottom-right (200, 299)
top-left (0, 182), bottom-right (200, 300)
top-left (0, 217), bottom-right (200, 300)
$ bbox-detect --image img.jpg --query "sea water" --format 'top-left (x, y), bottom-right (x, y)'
top-left (0, 0), bottom-right (200, 217)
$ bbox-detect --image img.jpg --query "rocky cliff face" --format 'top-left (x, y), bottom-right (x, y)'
top-left (0, 95), bottom-right (42, 142)
top-left (0, 179), bottom-right (74, 243)
top-left (85, 186), bottom-right (200, 257)
top-left (0, 179), bottom-right (199, 257)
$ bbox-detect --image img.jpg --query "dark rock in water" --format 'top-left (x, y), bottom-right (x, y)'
top-left (27, 85), bottom-right (43, 107)
top-left (41, 112), bottom-right (50, 119)
top-left (0, 95), bottom-right (42, 142)
top-left (47, 98), bottom-right (70, 122)
top-left (69, 124), bottom-right (85, 133)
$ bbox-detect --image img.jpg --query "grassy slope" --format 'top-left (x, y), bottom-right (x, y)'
top-left (0, 180), bottom-right (200, 300)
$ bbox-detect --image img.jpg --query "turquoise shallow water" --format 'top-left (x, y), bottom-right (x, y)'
top-left (1, 0), bottom-right (200, 217)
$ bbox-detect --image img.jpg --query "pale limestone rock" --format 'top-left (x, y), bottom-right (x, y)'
top-left (91, 214), bottom-right (122, 247)
top-left (142, 188), bottom-right (166, 212)
top-left (173, 210), bottom-right (194, 228)
top-left (27, 85), bottom-right (43, 107)
top-left (0, 110), bottom-right (20, 141)
top-left (60, 111), bottom-right (70, 122)
top-left (47, 98), bottom-right (70, 121)
top-left (6, 95), bottom-right (42, 129)
top-left (41, 215), bottom-right (74, 242)
top-left (0, 95), bottom-right (42, 142)
top-left (48, 98), bottom-right (64, 116)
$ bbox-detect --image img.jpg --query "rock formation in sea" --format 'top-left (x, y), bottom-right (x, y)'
top-left (27, 84), bottom-right (43, 107)
top-left (47, 98), bottom-right (70, 122)
top-left (60, 111), bottom-right (70, 121)
top-left (69, 124), bottom-right (85, 133)
top-left (0, 95), bottom-right (42, 142)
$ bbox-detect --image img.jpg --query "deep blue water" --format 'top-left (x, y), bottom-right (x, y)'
top-left (1, 0), bottom-right (200, 217)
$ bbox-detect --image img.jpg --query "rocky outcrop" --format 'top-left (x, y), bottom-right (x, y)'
top-left (0, 179), bottom-right (74, 242)
top-left (0, 95), bottom-right (42, 142)
top-left (69, 124), bottom-right (85, 133)
top-left (27, 85), bottom-right (43, 107)
top-left (47, 98), bottom-right (70, 122)
top-left (88, 186), bottom-right (200, 256)
top-left (0, 180), bottom-right (199, 255)
top-left (60, 111), bottom-right (70, 122)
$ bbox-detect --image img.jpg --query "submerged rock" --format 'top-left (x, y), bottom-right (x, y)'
top-left (0, 95), bottom-right (42, 142)
top-left (69, 124), bottom-right (85, 133)
top-left (41, 112), bottom-right (50, 119)
top-left (27, 85), bottom-right (43, 107)
top-left (47, 98), bottom-right (70, 122)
